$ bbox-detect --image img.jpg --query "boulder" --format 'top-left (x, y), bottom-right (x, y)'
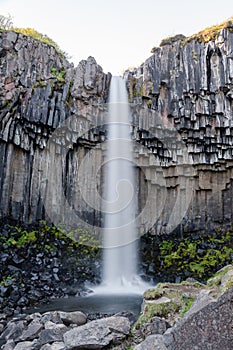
top-left (63, 316), bottom-right (130, 349)
top-left (19, 321), bottom-right (43, 341)
top-left (57, 311), bottom-right (87, 326)
top-left (1, 320), bottom-right (26, 341)
top-left (40, 342), bottom-right (65, 350)
top-left (13, 341), bottom-right (35, 350)
top-left (134, 334), bottom-right (168, 350)
top-left (1, 340), bottom-right (15, 350)
top-left (139, 316), bottom-right (170, 336)
top-left (38, 327), bottom-right (68, 346)
top-left (163, 287), bottom-right (233, 350)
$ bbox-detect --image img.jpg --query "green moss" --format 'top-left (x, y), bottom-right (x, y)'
top-left (207, 265), bottom-right (233, 287)
top-left (158, 231), bottom-right (233, 281)
top-left (146, 99), bottom-right (152, 106)
top-left (0, 275), bottom-right (15, 287)
top-left (184, 16), bottom-right (233, 44)
top-left (12, 27), bottom-right (67, 57)
top-left (160, 34), bottom-right (186, 47)
top-left (50, 67), bottom-right (66, 83)
top-left (180, 296), bottom-right (195, 317)
top-left (143, 283), bottom-right (167, 300)
top-left (135, 300), bottom-right (180, 329)
top-left (33, 81), bottom-right (47, 89)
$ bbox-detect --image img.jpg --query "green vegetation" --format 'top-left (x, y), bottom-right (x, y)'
top-left (180, 295), bottom-right (195, 317)
top-left (135, 300), bottom-right (180, 329)
top-left (160, 34), bottom-right (186, 47)
top-left (158, 230), bottom-right (233, 281)
top-left (207, 265), bottom-right (233, 288)
top-left (157, 17), bottom-right (233, 50)
top-left (0, 221), bottom-right (100, 253)
top-left (13, 27), bottom-right (67, 57)
top-left (0, 221), bottom-right (101, 288)
top-left (184, 16), bottom-right (233, 44)
top-left (0, 14), bottom-right (68, 58)
top-left (50, 67), bottom-right (66, 83)
top-left (134, 265), bottom-right (232, 333)
top-left (0, 275), bottom-right (15, 287)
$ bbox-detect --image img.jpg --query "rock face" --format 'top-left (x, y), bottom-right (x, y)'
top-left (1, 24), bottom-right (233, 237)
top-left (134, 267), bottom-right (233, 350)
top-left (160, 287), bottom-right (233, 350)
top-left (0, 30), bottom-right (111, 227)
top-left (125, 22), bottom-right (233, 235)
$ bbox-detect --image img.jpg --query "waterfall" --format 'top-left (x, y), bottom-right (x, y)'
top-left (95, 76), bottom-right (149, 294)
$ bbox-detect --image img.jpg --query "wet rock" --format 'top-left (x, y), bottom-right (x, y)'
top-left (57, 311), bottom-right (87, 326)
top-left (63, 316), bottom-right (130, 349)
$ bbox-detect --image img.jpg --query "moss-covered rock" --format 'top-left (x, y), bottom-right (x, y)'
top-left (135, 264), bottom-right (233, 341)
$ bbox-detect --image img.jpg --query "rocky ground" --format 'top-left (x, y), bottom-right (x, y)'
top-left (0, 221), bottom-right (101, 317)
top-left (0, 265), bottom-right (232, 349)
top-left (1, 221), bottom-right (233, 318)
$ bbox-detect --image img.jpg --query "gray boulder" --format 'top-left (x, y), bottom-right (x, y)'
top-left (1, 321), bottom-right (26, 341)
top-left (63, 316), bottom-right (130, 349)
top-left (38, 327), bottom-right (68, 346)
top-left (134, 335), bottom-right (168, 350)
top-left (57, 311), bottom-right (87, 326)
top-left (40, 342), bottom-right (65, 350)
top-left (139, 316), bottom-right (170, 336)
top-left (1, 340), bottom-right (15, 350)
top-left (19, 321), bottom-right (43, 341)
top-left (13, 341), bottom-right (34, 350)
top-left (163, 287), bottom-right (233, 350)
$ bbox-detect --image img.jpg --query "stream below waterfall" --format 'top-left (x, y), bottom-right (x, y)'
top-left (26, 293), bottom-right (143, 320)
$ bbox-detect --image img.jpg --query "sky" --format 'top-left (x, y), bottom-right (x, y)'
top-left (0, 0), bottom-right (233, 74)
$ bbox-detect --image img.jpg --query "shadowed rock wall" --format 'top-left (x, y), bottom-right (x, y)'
top-left (0, 30), bottom-right (111, 225)
top-left (125, 24), bottom-right (233, 235)
top-left (1, 25), bottom-right (233, 236)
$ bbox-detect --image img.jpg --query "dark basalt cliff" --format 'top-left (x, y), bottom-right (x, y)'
top-left (0, 30), bottom-right (111, 225)
top-left (1, 22), bottom-right (233, 236)
top-left (125, 21), bottom-right (233, 235)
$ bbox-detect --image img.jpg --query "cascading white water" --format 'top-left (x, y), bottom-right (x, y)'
top-left (95, 76), bottom-right (149, 294)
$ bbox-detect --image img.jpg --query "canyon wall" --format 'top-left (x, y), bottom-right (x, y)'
top-left (0, 30), bottom-right (111, 229)
top-left (1, 22), bottom-right (233, 237)
top-left (126, 22), bottom-right (233, 235)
